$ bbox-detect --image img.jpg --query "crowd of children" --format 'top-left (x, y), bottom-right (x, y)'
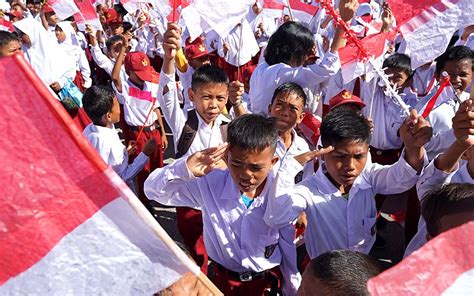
top-left (1, 0), bottom-right (474, 294)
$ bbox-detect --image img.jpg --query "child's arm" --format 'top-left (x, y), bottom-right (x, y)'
top-left (119, 139), bottom-right (157, 182)
top-left (78, 50), bottom-right (92, 89)
top-left (400, 110), bottom-right (432, 173)
top-left (154, 107), bottom-right (168, 150)
top-left (86, 25), bottom-right (114, 76)
top-left (111, 38), bottom-right (128, 94)
top-left (228, 81), bottom-right (247, 117)
top-left (145, 143), bottom-right (228, 207)
top-left (159, 23), bottom-right (187, 141)
top-left (264, 148), bottom-right (333, 228)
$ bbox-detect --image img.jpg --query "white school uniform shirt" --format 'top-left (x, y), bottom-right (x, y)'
top-left (112, 77), bottom-right (160, 127)
top-left (249, 52), bottom-right (340, 115)
top-left (176, 65), bottom-right (195, 111)
top-left (415, 91), bottom-right (470, 160)
top-left (412, 63), bottom-right (436, 97)
top-left (83, 123), bottom-right (149, 193)
top-left (246, 8), bottom-right (276, 48)
top-left (264, 152), bottom-right (426, 259)
top-left (158, 71), bottom-right (229, 157)
top-left (144, 158), bottom-right (282, 273)
top-left (274, 130), bottom-right (313, 182)
top-left (404, 159), bottom-right (474, 257)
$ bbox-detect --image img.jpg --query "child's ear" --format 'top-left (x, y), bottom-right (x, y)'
top-left (268, 104), bottom-right (272, 114)
top-left (188, 88), bottom-right (195, 102)
top-left (297, 111), bottom-right (306, 125)
top-left (271, 156), bottom-right (280, 166)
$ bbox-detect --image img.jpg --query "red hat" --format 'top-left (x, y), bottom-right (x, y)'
top-left (43, 3), bottom-right (54, 14)
top-left (329, 89), bottom-right (366, 111)
top-left (184, 37), bottom-right (208, 59)
top-left (105, 8), bottom-right (121, 25)
top-left (9, 10), bottom-right (24, 20)
top-left (124, 52), bottom-right (158, 83)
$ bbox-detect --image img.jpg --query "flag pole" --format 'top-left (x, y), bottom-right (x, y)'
top-left (237, 20), bottom-right (244, 82)
top-left (286, 1), bottom-right (295, 21)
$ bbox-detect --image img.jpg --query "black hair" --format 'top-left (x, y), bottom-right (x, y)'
top-left (382, 53), bottom-right (413, 76)
top-left (122, 21), bottom-right (132, 33)
top-left (82, 86), bottom-right (115, 125)
top-left (264, 21), bottom-right (314, 66)
top-left (306, 250), bottom-right (383, 296)
top-left (321, 108), bottom-right (371, 147)
top-left (227, 114), bottom-right (278, 152)
top-left (0, 31), bottom-right (19, 52)
top-left (106, 34), bottom-right (125, 52)
top-left (435, 45), bottom-right (474, 74)
top-left (191, 64), bottom-right (229, 90)
top-left (421, 183), bottom-right (474, 237)
top-left (270, 82), bottom-right (307, 108)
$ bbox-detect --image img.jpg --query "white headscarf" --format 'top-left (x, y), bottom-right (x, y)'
top-left (13, 18), bottom-right (76, 85)
top-left (56, 21), bottom-right (82, 63)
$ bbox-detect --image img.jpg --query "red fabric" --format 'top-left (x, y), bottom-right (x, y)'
top-left (211, 264), bottom-right (281, 296)
top-left (368, 221), bottom-right (474, 295)
top-left (128, 129), bottom-right (163, 204)
top-left (421, 76), bottom-right (450, 118)
top-left (73, 70), bottom-right (85, 93)
top-left (0, 54), bottom-right (116, 284)
top-left (176, 207), bottom-right (208, 273)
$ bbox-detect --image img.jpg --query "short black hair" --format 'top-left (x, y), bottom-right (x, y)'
top-left (106, 34), bottom-right (125, 52)
top-left (270, 82), bottom-right (307, 108)
top-left (0, 31), bottom-right (19, 51)
top-left (191, 64), bottom-right (229, 90)
top-left (421, 183), bottom-right (474, 237)
top-left (382, 53), bottom-right (413, 77)
top-left (227, 114), bottom-right (278, 152)
top-left (321, 108), bottom-right (371, 147)
top-left (264, 21), bottom-right (314, 66)
top-left (306, 250), bottom-right (383, 296)
top-left (435, 45), bottom-right (474, 74)
top-left (122, 21), bottom-right (132, 33)
top-left (82, 85), bottom-right (115, 125)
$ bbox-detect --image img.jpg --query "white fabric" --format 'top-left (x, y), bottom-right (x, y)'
top-left (158, 71), bottom-right (229, 157)
top-left (249, 51), bottom-right (340, 115)
top-left (13, 18), bottom-right (76, 87)
top-left (405, 159), bottom-right (474, 257)
top-left (264, 152), bottom-right (426, 259)
top-left (0, 193), bottom-right (188, 294)
top-left (144, 157), bottom-right (282, 273)
top-left (112, 78), bottom-right (160, 127)
top-left (83, 123), bottom-right (149, 193)
top-left (57, 21), bottom-right (92, 88)
top-left (217, 19), bottom-right (259, 67)
top-left (412, 62), bottom-right (436, 96)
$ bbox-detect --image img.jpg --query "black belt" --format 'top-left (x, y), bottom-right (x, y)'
top-left (369, 146), bottom-right (402, 156)
top-left (211, 260), bottom-right (268, 282)
top-left (129, 124), bottom-right (156, 132)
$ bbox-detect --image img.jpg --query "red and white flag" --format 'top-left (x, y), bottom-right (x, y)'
top-left (48, 0), bottom-right (80, 20)
top-left (73, 0), bottom-right (103, 31)
top-left (387, 0), bottom-right (474, 68)
top-left (285, 0), bottom-right (318, 23)
top-left (0, 55), bottom-right (204, 294)
top-left (0, 18), bottom-right (14, 32)
top-left (368, 221), bottom-right (474, 295)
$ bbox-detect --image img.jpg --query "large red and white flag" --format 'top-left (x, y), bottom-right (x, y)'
top-left (368, 221), bottom-right (474, 295)
top-left (73, 0), bottom-right (103, 31)
top-left (387, 0), bottom-right (474, 68)
top-left (262, 0), bottom-right (318, 23)
top-left (48, 0), bottom-right (80, 20)
top-left (0, 55), bottom-right (205, 294)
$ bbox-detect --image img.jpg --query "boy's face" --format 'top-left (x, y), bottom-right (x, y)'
top-left (269, 92), bottom-right (305, 132)
top-left (439, 58), bottom-right (473, 95)
top-left (108, 41), bottom-right (123, 60)
top-left (107, 96), bottom-right (121, 124)
top-left (45, 12), bottom-right (59, 26)
top-left (385, 67), bottom-right (410, 90)
top-left (0, 40), bottom-right (21, 57)
top-left (321, 139), bottom-right (369, 189)
top-left (128, 70), bottom-right (145, 87)
top-left (188, 83), bottom-right (228, 124)
top-left (227, 145), bottom-right (279, 197)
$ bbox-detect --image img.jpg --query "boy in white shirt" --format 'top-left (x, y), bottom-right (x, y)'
top-left (82, 86), bottom-right (157, 194)
top-left (265, 108), bottom-right (432, 259)
top-left (145, 114), bottom-right (289, 295)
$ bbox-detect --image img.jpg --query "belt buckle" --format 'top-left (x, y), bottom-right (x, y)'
top-left (376, 150), bottom-right (382, 156)
top-left (239, 271), bottom-right (253, 282)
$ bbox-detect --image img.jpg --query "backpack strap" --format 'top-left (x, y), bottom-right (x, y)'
top-left (176, 109), bottom-right (199, 158)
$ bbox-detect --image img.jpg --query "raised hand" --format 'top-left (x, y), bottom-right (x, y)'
top-left (186, 143), bottom-right (229, 177)
top-left (452, 99), bottom-right (474, 146)
top-left (228, 81), bottom-right (244, 106)
top-left (400, 109), bottom-right (433, 149)
top-left (163, 22), bottom-right (182, 59)
top-left (294, 146), bottom-right (335, 166)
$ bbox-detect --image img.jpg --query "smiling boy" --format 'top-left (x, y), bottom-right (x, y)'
top-left (264, 108), bottom-right (432, 259)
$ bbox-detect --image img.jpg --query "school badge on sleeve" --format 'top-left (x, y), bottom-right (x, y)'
top-left (265, 243), bottom-right (278, 259)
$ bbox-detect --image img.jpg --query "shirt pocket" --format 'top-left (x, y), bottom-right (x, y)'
top-left (257, 233), bottom-right (280, 259)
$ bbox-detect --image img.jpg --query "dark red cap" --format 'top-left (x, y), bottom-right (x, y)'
top-left (184, 37), bottom-right (208, 59)
top-left (329, 89), bottom-right (366, 111)
top-left (105, 8), bottom-right (121, 25)
top-left (124, 51), bottom-right (158, 83)
top-left (43, 3), bottom-right (54, 14)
